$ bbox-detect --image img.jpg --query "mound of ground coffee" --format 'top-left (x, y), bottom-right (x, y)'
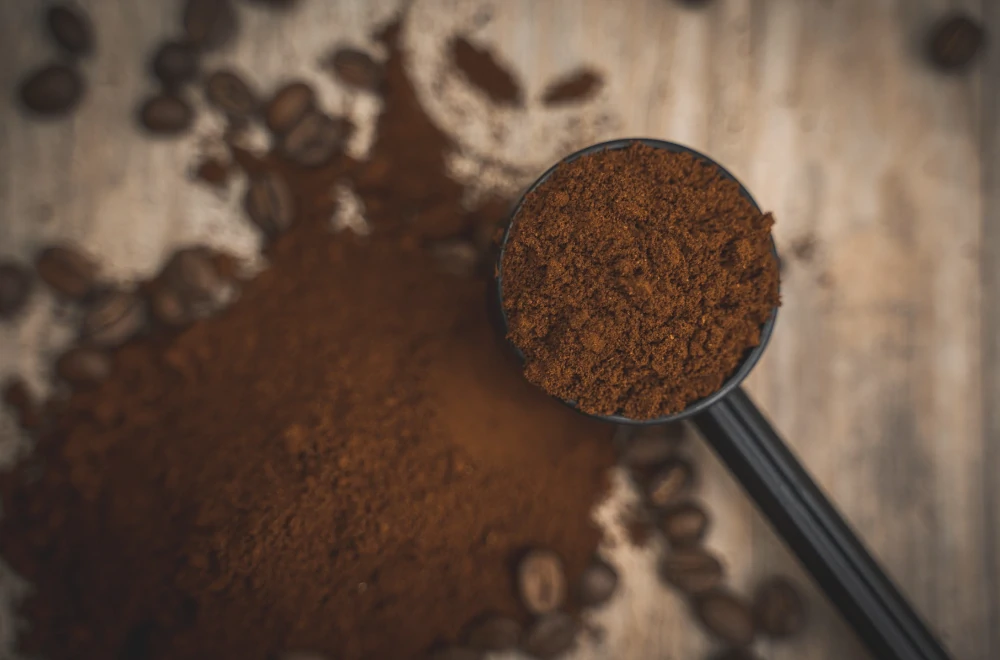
top-left (0, 20), bottom-right (615, 660)
top-left (500, 143), bottom-right (780, 419)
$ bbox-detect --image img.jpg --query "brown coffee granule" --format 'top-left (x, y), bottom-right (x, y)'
top-left (501, 142), bottom-right (779, 419)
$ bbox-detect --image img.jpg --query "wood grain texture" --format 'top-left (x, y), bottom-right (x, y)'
top-left (0, 0), bottom-right (994, 658)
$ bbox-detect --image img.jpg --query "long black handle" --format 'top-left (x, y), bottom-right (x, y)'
top-left (692, 386), bottom-right (951, 660)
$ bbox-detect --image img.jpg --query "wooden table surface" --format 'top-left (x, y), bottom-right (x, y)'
top-left (0, 1), bottom-right (997, 659)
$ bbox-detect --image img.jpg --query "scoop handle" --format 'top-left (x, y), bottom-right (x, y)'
top-left (692, 386), bottom-right (951, 660)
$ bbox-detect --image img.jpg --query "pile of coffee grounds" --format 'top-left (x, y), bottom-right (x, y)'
top-left (500, 143), bottom-right (780, 419)
top-left (0, 21), bottom-right (614, 660)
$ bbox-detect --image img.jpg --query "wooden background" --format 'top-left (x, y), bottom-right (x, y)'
top-left (0, 0), bottom-right (997, 659)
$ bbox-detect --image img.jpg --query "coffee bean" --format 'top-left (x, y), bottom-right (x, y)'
top-left (204, 70), bottom-right (258, 118)
top-left (660, 547), bottom-right (724, 595)
top-left (708, 649), bottom-right (761, 660)
top-left (645, 458), bottom-right (693, 508)
top-left (753, 576), bottom-right (806, 638)
top-left (244, 170), bottom-right (295, 238)
top-left (151, 41), bottom-right (199, 87)
top-left (19, 63), bottom-right (84, 116)
top-left (577, 558), bottom-right (618, 607)
top-left (328, 48), bottom-right (384, 92)
top-left (517, 549), bottom-right (566, 615)
top-left (81, 290), bottom-right (146, 347)
top-left (150, 286), bottom-right (189, 327)
top-left (280, 111), bottom-right (350, 167)
top-left (425, 646), bottom-right (482, 660)
top-left (265, 81), bottom-right (315, 135)
top-left (46, 4), bottom-right (95, 56)
top-left (693, 590), bottom-right (756, 647)
top-left (619, 424), bottom-right (683, 467)
top-left (0, 262), bottom-right (33, 319)
top-left (182, 0), bottom-right (237, 51)
top-left (461, 614), bottom-right (521, 651)
top-left (55, 347), bottom-right (112, 387)
top-left (522, 612), bottom-right (578, 660)
top-left (928, 13), bottom-right (986, 71)
top-left (659, 501), bottom-right (709, 547)
top-left (35, 245), bottom-right (98, 299)
top-left (162, 247), bottom-right (231, 308)
top-left (139, 94), bottom-right (194, 135)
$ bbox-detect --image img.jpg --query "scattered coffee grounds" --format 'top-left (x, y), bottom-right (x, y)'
top-left (501, 142), bottom-right (780, 419)
top-left (449, 36), bottom-right (522, 106)
top-left (0, 19), bottom-right (615, 660)
top-left (541, 68), bottom-right (603, 106)
top-left (927, 12), bottom-right (986, 71)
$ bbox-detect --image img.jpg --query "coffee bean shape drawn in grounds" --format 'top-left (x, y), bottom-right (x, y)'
top-left (0, 21), bottom-right (615, 660)
top-left (501, 143), bottom-right (780, 419)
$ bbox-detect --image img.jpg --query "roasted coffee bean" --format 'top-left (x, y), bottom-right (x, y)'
top-left (753, 576), bottom-right (806, 638)
top-left (619, 424), bottom-right (682, 467)
top-left (139, 94), bottom-right (194, 135)
top-left (425, 646), bottom-right (482, 660)
top-left (645, 458), bottom-right (693, 508)
top-left (81, 289), bottom-right (146, 347)
top-left (204, 70), bottom-right (258, 118)
top-left (659, 501), bottom-right (709, 547)
top-left (577, 558), bottom-right (618, 607)
top-left (35, 245), bottom-right (98, 299)
top-left (151, 41), bottom-right (199, 87)
top-left (280, 111), bottom-right (350, 167)
top-left (265, 81), bottom-right (315, 135)
top-left (693, 590), bottom-right (756, 647)
top-left (516, 549), bottom-right (566, 615)
top-left (19, 63), bottom-right (84, 116)
top-left (522, 612), bottom-right (578, 660)
top-left (244, 170), bottom-right (295, 237)
top-left (182, 0), bottom-right (237, 51)
top-left (928, 13), bottom-right (986, 71)
top-left (0, 262), bottom-right (33, 319)
top-left (328, 48), bottom-right (384, 92)
top-left (660, 547), bottom-right (724, 595)
top-left (162, 247), bottom-right (230, 307)
top-left (55, 347), bottom-right (112, 387)
top-left (462, 614), bottom-right (521, 651)
top-left (46, 4), bottom-right (95, 56)
top-left (150, 286), bottom-right (190, 327)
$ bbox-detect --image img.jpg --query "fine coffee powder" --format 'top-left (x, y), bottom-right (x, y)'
top-left (0, 21), bottom-right (614, 660)
top-left (501, 143), bottom-right (780, 419)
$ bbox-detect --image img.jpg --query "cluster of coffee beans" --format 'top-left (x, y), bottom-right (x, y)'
top-left (17, 4), bottom-right (93, 117)
top-left (618, 424), bottom-right (807, 659)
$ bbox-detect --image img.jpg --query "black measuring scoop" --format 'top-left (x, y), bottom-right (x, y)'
top-left (493, 138), bottom-right (951, 660)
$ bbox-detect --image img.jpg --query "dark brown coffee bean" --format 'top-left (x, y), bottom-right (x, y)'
top-left (204, 70), bottom-right (258, 118)
top-left (150, 286), bottom-right (188, 327)
top-left (265, 81), bottom-right (315, 135)
top-left (35, 245), bottom-right (98, 299)
top-left (693, 590), bottom-right (756, 647)
top-left (55, 347), bottom-right (111, 387)
top-left (659, 501), bottom-right (709, 547)
top-left (462, 614), bottom-right (521, 651)
top-left (280, 111), bottom-right (350, 167)
top-left (151, 41), bottom-right (199, 87)
top-left (619, 424), bottom-right (683, 467)
top-left (46, 4), bottom-right (95, 56)
top-left (81, 289), bottom-right (146, 347)
top-left (328, 48), bottom-right (384, 92)
top-left (244, 170), bottom-right (295, 237)
top-left (425, 646), bottom-right (482, 660)
top-left (182, 0), bottom-right (237, 51)
top-left (708, 649), bottom-right (761, 660)
top-left (928, 14), bottom-right (986, 71)
top-left (522, 612), bottom-right (578, 660)
top-left (19, 63), bottom-right (84, 116)
top-left (660, 547), bottom-right (724, 595)
top-left (517, 549), bottom-right (566, 615)
top-left (753, 575), bottom-right (806, 638)
top-left (162, 247), bottom-right (230, 307)
top-left (0, 262), bottom-right (33, 319)
top-left (577, 558), bottom-right (618, 607)
top-left (645, 458), bottom-right (693, 508)
top-left (139, 94), bottom-right (194, 135)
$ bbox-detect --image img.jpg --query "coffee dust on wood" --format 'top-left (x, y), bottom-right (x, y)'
top-left (500, 143), bottom-right (779, 419)
top-left (0, 20), bottom-right (614, 660)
